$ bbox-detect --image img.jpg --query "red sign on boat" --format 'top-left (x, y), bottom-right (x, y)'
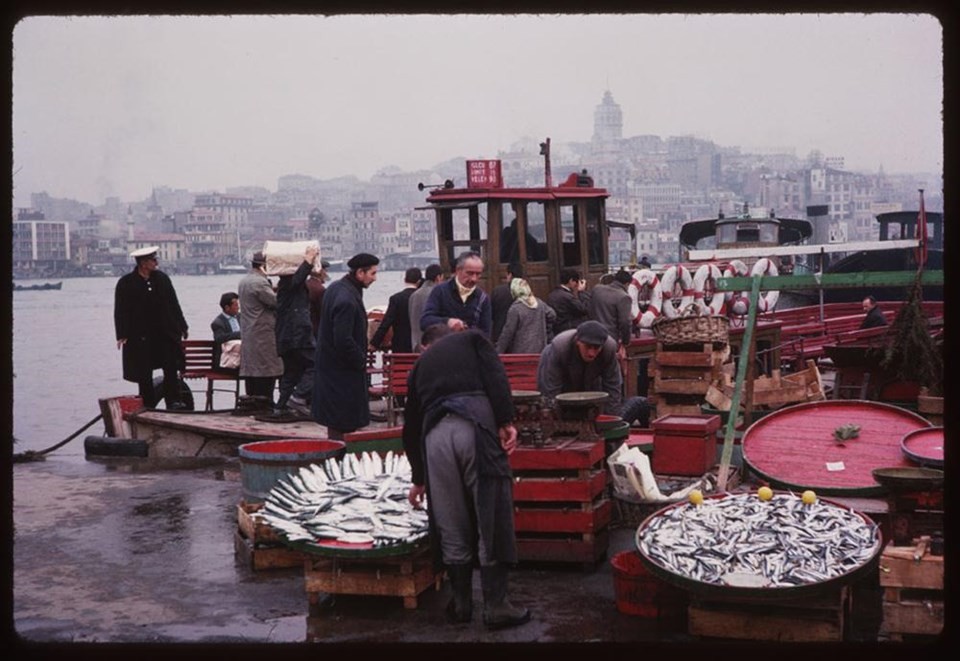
top-left (466, 159), bottom-right (502, 188)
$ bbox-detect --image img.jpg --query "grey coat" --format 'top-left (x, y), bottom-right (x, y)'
top-left (495, 298), bottom-right (556, 354)
top-left (588, 281), bottom-right (633, 346)
top-left (408, 280), bottom-right (436, 349)
top-left (238, 269), bottom-right (283, 378)
top-left (536, 328), bottom-right (622, 414)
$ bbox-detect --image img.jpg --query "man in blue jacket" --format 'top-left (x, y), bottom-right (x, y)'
top-left (420, 251), bottom-right (491, 336)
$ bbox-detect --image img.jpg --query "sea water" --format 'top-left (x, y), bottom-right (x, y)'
top-left (11, 270), bottom-right (408, 462)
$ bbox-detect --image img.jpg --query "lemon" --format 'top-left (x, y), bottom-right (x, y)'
top-left (689, 489), bottom-right (704, 506)
top-left (802, 490), bottom-right (817, 505)
top-left (757, 486), bottom-right (774, 501)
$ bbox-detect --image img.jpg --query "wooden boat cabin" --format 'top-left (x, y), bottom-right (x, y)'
top-left (679, 204), bottom-right (813, 271)
top-left (420, 160), bottom-right (611, 301)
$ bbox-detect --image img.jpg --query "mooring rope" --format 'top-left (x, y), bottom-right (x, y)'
top-left (12, 414), bottom-right (104, 464)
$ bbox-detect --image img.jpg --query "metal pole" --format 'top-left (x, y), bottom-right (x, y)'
top-left (818, 247), bottom-right (825, 323)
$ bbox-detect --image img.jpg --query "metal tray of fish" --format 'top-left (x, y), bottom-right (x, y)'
top-left (634, 492), bottom-right (882, 600)
top-left (257, 450), bottom-right (431, 558)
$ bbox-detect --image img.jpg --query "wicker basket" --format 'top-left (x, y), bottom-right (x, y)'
top-left (651, 310), bottom-right (730, 346)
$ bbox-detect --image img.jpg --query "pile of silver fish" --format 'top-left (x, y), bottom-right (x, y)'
top-left (258, 450), bottom-right (430, 549)
top-left (636, 493), bottom-right (881, 588)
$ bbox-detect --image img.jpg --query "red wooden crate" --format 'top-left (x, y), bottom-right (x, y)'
top-left (513, 499), bottom-right (612, 534)
top-left (508, 439), bottom-right (605, 471)
top-left (652, 414), bottom-right (719, 476)
top-left (512, 470), bottom-right (606, 502)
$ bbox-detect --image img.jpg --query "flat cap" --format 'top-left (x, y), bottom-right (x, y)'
top-left (251, 251), bottom-right (266, 265)
top-left (347, 253), bottom-right (380, 270)
top-left (575, 320), bottom-right (609, 346)
top-left (130, 246), bottom-right (159, 259)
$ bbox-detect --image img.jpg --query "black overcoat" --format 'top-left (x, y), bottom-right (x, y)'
top-left (114, 268), bottom-right (187, 383)
top-left (275, 260), bottom-right (316, 354)
top-left (311, 274), bottom-right (370, 431)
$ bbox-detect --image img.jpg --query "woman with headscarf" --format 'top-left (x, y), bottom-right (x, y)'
top-left (495, 278), bottom-right (556, 354)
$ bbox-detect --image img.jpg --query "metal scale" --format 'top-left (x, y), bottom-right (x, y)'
top-left (510, 390), bottom-right (608, 447)
top-left (872, 467), bottom-right (945, 546)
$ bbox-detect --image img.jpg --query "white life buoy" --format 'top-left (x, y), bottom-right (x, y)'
top-left (659, 264), bottom-right (695, 318)
top-left (692, 264), bottom-right (725, 315)
top-left (723, 259), bottom-right (750, 316)
top-left (628, 269), bottom-right (663, 329)
top-left (750, 257), bottom-right (780, 312)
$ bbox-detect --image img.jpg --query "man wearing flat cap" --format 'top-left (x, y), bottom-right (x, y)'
top-left (313, 252), bottom-right (380, 439)
top-left (238, 251), bottom-right (283, 405)
top-left (114, 246), bottom-right (190, 409)
top-left (536, 320), bottom-right (650, 426)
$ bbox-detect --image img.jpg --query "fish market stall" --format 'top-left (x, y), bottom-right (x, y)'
top-left (257, 451), bottom-right (441, 609)
top-left (635, 491), bottom-right (883, 641)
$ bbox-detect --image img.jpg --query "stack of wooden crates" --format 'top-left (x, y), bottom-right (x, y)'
top-left (879, 536), bottom-right (944, 640)
top-left (509, 437), bottom-right (612, 568)
top-left (648, 340), bottom-right (730, 416)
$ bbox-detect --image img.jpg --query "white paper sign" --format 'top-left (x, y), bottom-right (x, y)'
top-left (825, 461), bottom-right (846, 472)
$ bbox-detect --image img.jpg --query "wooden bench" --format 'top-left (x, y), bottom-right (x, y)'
top-left (181, 340), bottom-right (241, 411)
top-left (369, 352), bottom-right (419, 425)
top-left (499, 353), bottom-right (542, 392)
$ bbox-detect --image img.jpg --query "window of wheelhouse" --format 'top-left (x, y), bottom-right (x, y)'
top-left (560, 204), bottom-right (581, 267)
top-left (498, 201), bottom-right (547, 264)
top-left (439, 204), bottom-right (487, 265)
top-left (585, 199), bottom-right (604, 265)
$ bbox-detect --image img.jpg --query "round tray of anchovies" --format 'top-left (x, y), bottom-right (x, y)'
top-left (634, 491), bottom-right (883, 600)
top-left (258, 450), bottom-right (431, 559)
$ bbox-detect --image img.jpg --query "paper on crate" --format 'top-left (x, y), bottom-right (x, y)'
top-left (607, 442), bottom-right (714, 503)
top-left (261, 240), bottom-right (323, 276)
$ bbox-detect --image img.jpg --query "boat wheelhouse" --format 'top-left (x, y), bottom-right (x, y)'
top-left (421, 159), bottom-right (611, 301)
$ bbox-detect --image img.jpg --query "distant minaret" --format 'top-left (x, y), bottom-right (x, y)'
top-left (126, 205), bottom-right (135, 242)
top-left (592, 90), bottom-right (623, 143)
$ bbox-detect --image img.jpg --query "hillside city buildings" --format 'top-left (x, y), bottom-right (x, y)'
top-left (12, 92), bottom-right (942, 278)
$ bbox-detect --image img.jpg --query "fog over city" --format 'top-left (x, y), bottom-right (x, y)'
top-left (12, 13), bottom-right (943, 208)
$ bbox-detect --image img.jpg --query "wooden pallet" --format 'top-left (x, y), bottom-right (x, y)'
top-left (234, 501), bottom-right (309, 571)
top-left (878, 538), bottom-right (944, 639)
top-left (303, 546), bottom-right (441, 610)
top-left (688, 586), bottom-right (849, 642)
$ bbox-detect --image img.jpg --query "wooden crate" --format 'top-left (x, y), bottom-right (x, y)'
top-left (688, 586), bottom-right (849, 642)
top-left (510, 439), bottom-right (610, 566)
top-left (878, 538), bottom-right (944, 639)
top-left (303, 546), bottom-right (441, 610)
top-left (234, 501), bottom-right (308, 571)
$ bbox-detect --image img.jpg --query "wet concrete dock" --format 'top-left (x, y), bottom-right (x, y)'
top-left (12, 454), bottom-right (895, 649)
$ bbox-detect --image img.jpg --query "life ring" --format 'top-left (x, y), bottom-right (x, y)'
top-left (659, 264), bottom-right (695, 318)
top-left (628, 269), bottom-right (663, 329)
top-left (722, 259), bottom-right (750, 316)
top-left (692, 264), bottom-right (725, 315)
top-left (750, 257), bottom-right (780, 312)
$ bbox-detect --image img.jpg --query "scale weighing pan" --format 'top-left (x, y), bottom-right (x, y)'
top-left (871, 466), bottom-right (944, 493)
top-left (555, 391), bottom-right (609, 407)
top-left (900, 427), bottom-right (944, 469)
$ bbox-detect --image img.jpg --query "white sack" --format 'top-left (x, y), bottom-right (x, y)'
top-left (262, 240), bottom-right (323, 276)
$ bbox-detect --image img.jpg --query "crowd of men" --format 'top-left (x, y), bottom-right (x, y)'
top-left (113, 245), bottom-right (657, 631)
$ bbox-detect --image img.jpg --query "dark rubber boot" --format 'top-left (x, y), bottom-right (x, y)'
top-left (445, 564), bottom-right (473, 623)
top-left (480, 564), bottom-right (530, 630)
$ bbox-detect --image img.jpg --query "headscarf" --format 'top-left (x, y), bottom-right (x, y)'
top-left (510, 278), bottom-right (538, 309)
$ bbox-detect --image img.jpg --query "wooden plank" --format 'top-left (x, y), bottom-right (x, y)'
top-left (655, 351), bottom-right (715, 367)
top-left (512, 469), bottom-right (607, 502)
top-left (304, 562), bottom-right (438, 606)
top-left (513, 499), bottom-right (612, 533)
top-left (881, 599), bottom-right (944, 636)
top-left (509, 439), bottom-right (605, 471)
top-left (233, 529), bottom-right (307, 571)
top-left (750, 385), bottom-right (810, 406)
top-left (656, 364), bottom-right (722, 380)
top-left (653, 379), bottom-right (712, 395)
top-left (879, 543), bottom-right (944, 590)
top-left (516, 528), bottom-right (610, 565)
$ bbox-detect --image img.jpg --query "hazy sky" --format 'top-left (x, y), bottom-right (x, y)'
top-left (11, 13), bottom-right (943, 208)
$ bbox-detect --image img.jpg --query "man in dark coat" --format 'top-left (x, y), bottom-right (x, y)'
top-left (537, 320), bottom-right (650, 427)
top-left (545, 268), bottom-right (589, 335)
top-left (420, 251), bottom-right (492, 336)
top-left (588, 268), bottom-right (634, 347)
top-left (273, 244), bottom-right (319, 418)
top-left (860, 295), bottom-right (889, 329)
top-left (490, 262), bottom-right (523, 343)
top-left (210, 291), bottom-right (241, 373)
top-left (306, 258), bottom-right (331, 337)
top-left (312, 252), bottom-right (379, 439)
top-left (370, 266), bottom-right (421, 353)
top-left (403, 326), bottom-right (530, 630)
top-left (114, 246), bottom-right (189, 409)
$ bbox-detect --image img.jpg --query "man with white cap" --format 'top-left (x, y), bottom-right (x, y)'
top-left (114, 246), bottom-right (190, 409)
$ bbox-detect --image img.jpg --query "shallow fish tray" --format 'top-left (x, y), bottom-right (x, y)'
top-left (303, 544), bottom-right (441, 610)
top-left (688, 584), bottom-right (850, 642)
